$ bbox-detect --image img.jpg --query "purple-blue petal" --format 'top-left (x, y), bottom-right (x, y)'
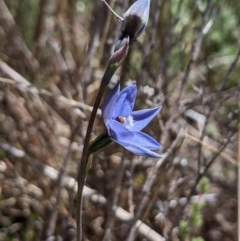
top-left (131, 131), bottom-right (161, 150)
top-left (112, 85), bottom-right (137, 119)
top-left (131, 106), bottom-right (162, 131)
top-left (114, 138), bottom-right (162, 158)
top-left (108, 120), bottom-right (135, 141)
top-left (108, 120), bottom-right (161, 150)
top-left (102, 82), bottom-right (120, 126)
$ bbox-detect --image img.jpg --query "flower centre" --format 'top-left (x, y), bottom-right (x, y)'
top-left (116, 116), bottom-right (126, 123)
top-left (116, 115), bottom-right (134, 128)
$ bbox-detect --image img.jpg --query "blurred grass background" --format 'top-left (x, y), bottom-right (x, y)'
top-left (0, 0), bottom-right (239, 240)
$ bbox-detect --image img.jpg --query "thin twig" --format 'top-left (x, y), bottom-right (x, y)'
top-left (0, 76), bottom-right (15, 84)
top-left (177, 0), bottom-right (214, 104)
top-left (99, 0), bottom-right (116, 61)
top-left (196, 47), bottom-right (240, 174)
top-left (46, 124), bottom-right (79, 237)
top-left (0, 60), bottom-right (92, 118)
top-left (0, 0), bottom-right (39, 72)
top-left (0, 59), bottom-right (31, 87)
top-left (102, 150), bottom-right (127, 241)
top-left (185, 133), bottom-right (237, 165)
top-left (101, 0), bottom-right (123, 22)
top-left (173, 131), bottom-right (235, 227)
top-left (126, 129), bottom-right (186, 241)
top-left (34, 0), bottom-right (48, 59)
top-left (160, 0), bottom-right (216, 150)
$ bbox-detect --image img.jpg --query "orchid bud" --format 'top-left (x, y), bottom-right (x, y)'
top-left (115, 0), bottom-right (150, 51)
top-left (110, 36), bottom-right (129, 66)
top-left (102, 36), bottom-right (129, 85)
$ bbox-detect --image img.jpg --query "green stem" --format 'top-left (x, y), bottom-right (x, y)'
top-left (76, 66), bottom-right (120, 241)
top-left (76, 37), bottom-right (129, 241)
top-left (76, 80), bottom-right (106, 241)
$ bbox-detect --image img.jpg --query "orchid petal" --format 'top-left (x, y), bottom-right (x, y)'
top-left (131, 106), bottom-right (162, 131)
top-left (109, 121), bottom-right (161, 150)
top-left (112, 84), bottom-right (137, 119)
top-left (102, 81), bottom-right (120, 125)
top-left (114, 138), bottom-right (162, 158)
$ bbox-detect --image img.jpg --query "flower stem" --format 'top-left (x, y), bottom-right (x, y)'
top-left (76, 79), bottom-right (107, 241)
top-left (76, 37), bottom-right (129, 241)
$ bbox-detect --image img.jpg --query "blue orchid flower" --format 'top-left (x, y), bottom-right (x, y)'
top-left (102, 82), bottom-right (162, 158)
